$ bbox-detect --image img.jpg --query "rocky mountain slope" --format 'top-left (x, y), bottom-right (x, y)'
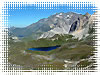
top-left (9, 12), bottom-right (95, 40)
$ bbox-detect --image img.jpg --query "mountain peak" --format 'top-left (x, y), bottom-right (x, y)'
top-left (85, 12), bottom-right (91, 18)
top-left (10, 12), bottom-right (94, 40)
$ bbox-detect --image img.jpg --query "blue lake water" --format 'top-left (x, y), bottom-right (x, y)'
top-left (18, 35), bottom-right (24, 37)
top-left (28, 45), bottom-right (60, 51)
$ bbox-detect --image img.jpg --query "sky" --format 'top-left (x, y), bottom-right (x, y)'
top-left (8, 3), bottom-right (96, 27)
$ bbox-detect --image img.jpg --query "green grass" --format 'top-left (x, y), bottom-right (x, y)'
top-left (8, 34), bottom-right (95, 70)
top-left (77, 60), bottom-right (93, 68)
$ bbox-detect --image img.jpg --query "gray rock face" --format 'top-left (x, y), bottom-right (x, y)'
top-left (70, 12), bottom-right (95, 39)
top-left (39, 12), bottom-right (82, 39)
top-left (10, 12), bottom-right (94, 40)
top-left (39, 12), bottom-right (93, 39)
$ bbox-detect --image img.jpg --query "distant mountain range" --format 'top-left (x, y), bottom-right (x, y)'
top-left (9, 12), bottom-right (95, 40)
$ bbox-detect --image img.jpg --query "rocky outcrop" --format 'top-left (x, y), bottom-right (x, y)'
top-left (39, 12), bottom-right (94, 39)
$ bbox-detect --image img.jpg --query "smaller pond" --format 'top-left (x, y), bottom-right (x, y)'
top-left (28, 45), bottom-right (60, 51)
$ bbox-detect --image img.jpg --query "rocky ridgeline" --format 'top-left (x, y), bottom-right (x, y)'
top-left (39, 12), bottom-right (93, 39)
top-left (10, 12), bottom-right (96, 40)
